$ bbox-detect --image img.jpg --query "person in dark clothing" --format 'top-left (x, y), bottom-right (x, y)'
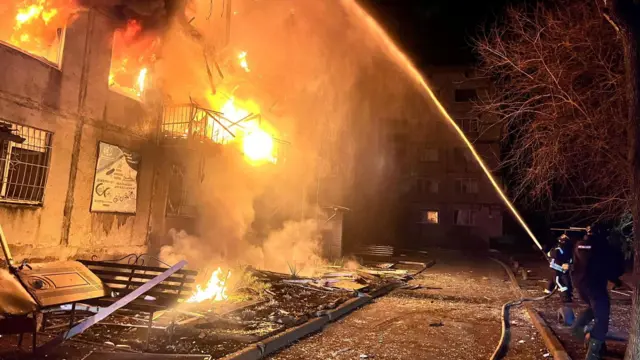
top-left (544, 234), bottom-right (573, 302)
top-left (571, 225), bottom-right (614, 360)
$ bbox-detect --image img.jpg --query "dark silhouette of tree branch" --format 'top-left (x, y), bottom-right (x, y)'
top-left (475, 0), bottom-right (628, 222)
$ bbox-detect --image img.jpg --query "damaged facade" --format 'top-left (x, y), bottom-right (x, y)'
top-left (0, 1), bottom-right (341, 264)
top-left (0, 9), bottom-right (159, 261)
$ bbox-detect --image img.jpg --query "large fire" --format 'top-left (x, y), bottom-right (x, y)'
top-left (186, 267), bottom-right (230, 303)
top-left (205, 95), bottom-right (277, 164)
top-left (243, 125), bottom-right (275, 163)
top-left (109, 20), bottom-right (158, 99)
top-left (1, 0), bottom-right (71, 64)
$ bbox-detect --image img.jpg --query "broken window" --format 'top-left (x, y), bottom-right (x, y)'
top-left (419, 210), bottom-right (439, 224)
top-left (0, 122), bottom-right (52, 205)
top-left (454, 209), bottom-right (476, 226)
top-left (454, 89), bottom-right (478, 102)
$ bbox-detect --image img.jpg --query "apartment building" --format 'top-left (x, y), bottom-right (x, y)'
top-left (397, 67), bottom-right (504, 249)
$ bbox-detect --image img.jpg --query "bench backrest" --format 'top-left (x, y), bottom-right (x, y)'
top-left (79, 260), bottom-right (198, 307)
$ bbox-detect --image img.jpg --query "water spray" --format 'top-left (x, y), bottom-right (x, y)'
top-left (341, 0), bottom-right (543, 252)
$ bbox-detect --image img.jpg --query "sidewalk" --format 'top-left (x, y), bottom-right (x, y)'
top-left (269, 251), bottom-right (550, 360)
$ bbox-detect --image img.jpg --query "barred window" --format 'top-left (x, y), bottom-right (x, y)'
top-left (0, 122), bottom-right (52, 205)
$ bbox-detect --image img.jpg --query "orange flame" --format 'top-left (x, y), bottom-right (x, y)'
top-left (2, 0), bottom-right (70, 63)
top-left (186, 267), bottom-right (230, 303)
top-left (109, 20), bottom-right (159, 99)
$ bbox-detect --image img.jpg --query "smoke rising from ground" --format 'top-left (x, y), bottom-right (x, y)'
top-left (146, 0), bottom-right (439, 269)
top-left (160, 219), bottom-right (324, 275)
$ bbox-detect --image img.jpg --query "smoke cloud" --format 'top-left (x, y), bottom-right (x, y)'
top-left (136, 0), bottom-right (438, 269)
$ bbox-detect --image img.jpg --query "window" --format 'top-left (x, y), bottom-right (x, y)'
top-left (455, 178), bottom-right (479, 194)
top-left (454, 147), bottom-right (473, 165)
top-left (0, 6), bottom-right (66, 66)
top-left (419, 210), bottom-right (439, 224)
top-left (454, 89), bottom-right (478, 102)
top-left (454, 209), bottom-right (476, 226)
top-left (420, 148), bottom-right (439, 162)
top-left (0, 122), bottom-right (52, 205)
top-left (417, 178), bottom-right (439, 194)
top-left (456, 118), bottom-right (479, 133)
top-left (166, 164), bottom-right (195, 217)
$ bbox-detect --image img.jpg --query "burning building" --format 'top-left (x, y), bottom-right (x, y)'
top-left (0, 0), bottom-right (498, 269)
top-left (0, 0), bottom-right (344, 267)
top-left (0, 3), bottom-right (160, 261)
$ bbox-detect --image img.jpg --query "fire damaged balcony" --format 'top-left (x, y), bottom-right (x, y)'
top-left (161, 103), bottom-right (289, 164)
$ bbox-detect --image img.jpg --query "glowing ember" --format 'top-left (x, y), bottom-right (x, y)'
top-left (2, 0), bottom-right (69, 63)
top-left (238, 51), bottom-right (250, 72)
top-left (243, 126), bottom-right (274, 163)
top-left (186, 267), bottom-right (230, 303)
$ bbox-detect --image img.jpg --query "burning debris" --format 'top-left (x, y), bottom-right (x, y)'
top-left (187, 267), bottom-right (230, 303)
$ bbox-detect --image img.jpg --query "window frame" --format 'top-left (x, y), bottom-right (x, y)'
top-left (456, 118), bottom-right (480, 133)
top-left (0, 121), bottom-right (53, 206)
top-left (417, 178), bottom-right (439, 194)
top-left (455, 178), bottom-right (479, 194)
top-left (419, 210), bottom-right (439, 225)
top-left (453, 209), bottom-right (477, 226)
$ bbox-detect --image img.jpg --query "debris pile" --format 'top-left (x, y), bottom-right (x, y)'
top-left (3, 259), bottom-right (430, 358)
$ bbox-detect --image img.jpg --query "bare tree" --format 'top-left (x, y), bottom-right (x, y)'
top-left (475, 0), bottom-right (628, 222)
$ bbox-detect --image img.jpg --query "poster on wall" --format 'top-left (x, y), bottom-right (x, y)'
top-left (90, 142), bottom-right (140, 214)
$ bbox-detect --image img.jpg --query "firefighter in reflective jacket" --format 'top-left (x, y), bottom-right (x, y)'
top-left (572, 225), bottom-right (611, 360)
top-left (544, 234), bottom-right (573, 302)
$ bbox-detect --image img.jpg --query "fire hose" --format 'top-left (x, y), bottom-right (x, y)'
top-left (489, 258), bottom-right (557, 360)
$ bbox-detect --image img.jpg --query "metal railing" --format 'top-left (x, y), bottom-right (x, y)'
top-left (161, 103), bottom-right (290, 163)
top-left (161, 104), bottom-right (237, 144)
top-left (0, 122), bottom-right (52, 205)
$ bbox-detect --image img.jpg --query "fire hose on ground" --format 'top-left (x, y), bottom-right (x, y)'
top-left (489, 258), bottom-right (558, 360)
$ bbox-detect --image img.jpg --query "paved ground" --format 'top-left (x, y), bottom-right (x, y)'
top-left (269, 251), bottom-right (550, 360)
top-left (514, 253), bottom-right (631, 359)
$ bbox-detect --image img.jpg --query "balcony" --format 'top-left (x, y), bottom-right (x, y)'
top-left (161, 103), bottom-right (289, 163)
top-left (161, 104), bottom-right (241, 144)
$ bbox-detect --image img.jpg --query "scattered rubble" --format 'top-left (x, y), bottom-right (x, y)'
top-left (5, 260), bottom-right (430, 358)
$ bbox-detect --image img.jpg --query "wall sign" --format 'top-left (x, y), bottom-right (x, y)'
top-left (90, 142), bottom-right (140, 214)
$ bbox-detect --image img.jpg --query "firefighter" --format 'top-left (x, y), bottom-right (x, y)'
top-left (571, 224), bottom-right (616, 360)
top-left (543, 233), bottom-right (573, 302)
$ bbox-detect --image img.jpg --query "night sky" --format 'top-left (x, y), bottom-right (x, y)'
top-left (360, 0), bottom-right (525, 66)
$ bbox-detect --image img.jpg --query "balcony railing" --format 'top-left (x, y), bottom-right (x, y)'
top-left (162, 104), bottom-right (238, 144)
top-left (161, 103), bottom-right (290, 163)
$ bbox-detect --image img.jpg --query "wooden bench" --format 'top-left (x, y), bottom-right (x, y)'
top-left (76, 259), bottom-right (198, 348)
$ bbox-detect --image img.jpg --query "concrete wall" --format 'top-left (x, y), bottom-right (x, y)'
top-left (0, 9), bottom-right (160, 262)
